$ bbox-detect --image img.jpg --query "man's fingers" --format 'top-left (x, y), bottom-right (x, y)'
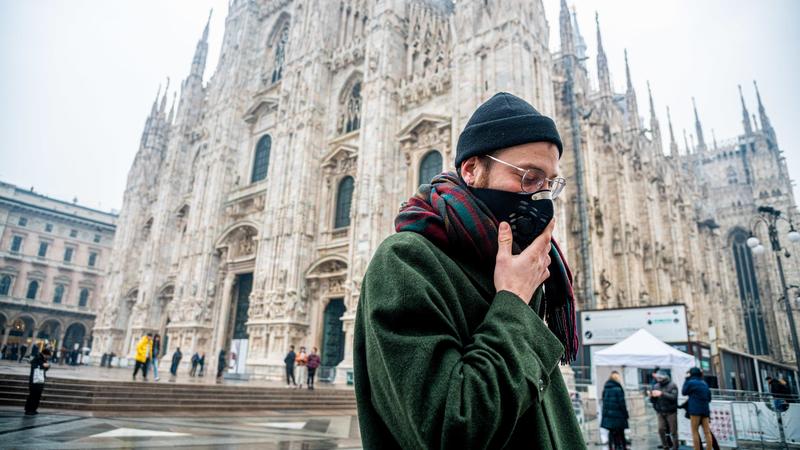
top-left (497, 221), bottom-right (513, 257)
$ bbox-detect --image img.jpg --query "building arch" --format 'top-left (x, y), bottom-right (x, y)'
top-left (63, 322), bottom-right (88, 349)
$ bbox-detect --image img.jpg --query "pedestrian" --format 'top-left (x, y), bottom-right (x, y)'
top-left (649, 369), bottom-right (679, 450)
top-left (132, 333), bottom-right (152, 381)
top-left (0, 344), bottom-right (6, 360)
top-left (198, 352), bottom-right (206, 376)
top-left (601, 371), bottom-right (628, 450)
top-left (18, 343), bottom-right (27, 363)
top-left (151, 334), bottom-right (161, 381)
top-left (190, 352), bottom-right (199, 377)
top-left (767, 376), bottom-right (792, 410)
top-left (682, 367), bottom-right (713, 450)
top-left (216, 349), bottom-right (226, 381)
top-left (295, 346), bottom-right (308, 389)
top-left (170, 347), bottom-right (182, 381)
top-left (58, 346), bottom-right (66, 365)
top-left (30, 342), bottom-right (40, 360)
top-left (10, 343), bottom-right (18, 362)
top-left (353, 92), bottom-right (584, 448)
top-left (307, 347), bottom-right (321, 390)
top-left (24, 347), bottom-right (51, 415)
top-left (71, 342), bottom-right (80, 365)
top-left (284, 345), bottom-right (296, 387)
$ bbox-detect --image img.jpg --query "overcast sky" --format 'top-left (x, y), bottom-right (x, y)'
top-left (1, 1), bottom-right (798, 211)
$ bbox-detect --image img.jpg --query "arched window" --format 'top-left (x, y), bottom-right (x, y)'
top-left (418, 150), bottom-right (443, 186)
top-left (251, 135), bottom-right (271, 183)
top-left (79, 288), bottom-right (90, 307)
top-left (0, 275), bottom-right (11, 296)
top-left (731, 230), bottom-right (769, 355)
top-left (334, 176), bottom-right (355, 229)
top-left (727, 167), bottom-right (738, 185)
top-left (271, 22), bottom-right (289, 84)
top-left (53, 284), bottom-right (65, 304)
top-left (341, 81), bottom-right (362, 134)
top-left (26, 281), bottom-right (39, 300)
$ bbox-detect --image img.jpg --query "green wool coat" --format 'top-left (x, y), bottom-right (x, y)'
top-left (354, 231), bottom-right (586, 449)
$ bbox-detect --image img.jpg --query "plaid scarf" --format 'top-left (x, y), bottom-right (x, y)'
top-left (395, 171), bottom-right (578, 363)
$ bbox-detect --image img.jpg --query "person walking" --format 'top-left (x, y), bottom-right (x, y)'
top-left (216, 349), bottom-right (227, 382)
top-left (132, 334), bottom-right (152, 381)
top-left (649, 369), bottom-right (679, 450)
top-left (295, 346), bottom-right (308, 389)
top-left (151, 334), bottom-right (161, 381)
top-left (190, 352), bottom-right (199, 377)
top-left (198, 352), bottom-right (206, 377)
top-left (170, 347), bottom-right (182, 381)
top-left (307, 347), bottom-right (321, 390)
top-left (24, 347), bottom-right (51, 415)
top-left (18, 343), bottom-right (27, 363)
top-left (601, 371), bottom-right (628, 450)
top-left (683, 367), bottom-right (713, 450)
top-left (284, 345), bottom-right (297, 388)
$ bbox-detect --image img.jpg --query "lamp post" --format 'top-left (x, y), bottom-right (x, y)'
top-left (747, 206), bottom-right (800, 378)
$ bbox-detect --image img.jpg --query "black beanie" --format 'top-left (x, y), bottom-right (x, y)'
top-left (455, 92), bottom-right (563, 169)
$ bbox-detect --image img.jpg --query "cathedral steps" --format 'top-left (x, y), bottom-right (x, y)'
top-left (0, 374), bottom-right (356, 412)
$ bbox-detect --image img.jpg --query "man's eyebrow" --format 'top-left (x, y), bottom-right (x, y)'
top-left (517, 163), bottom-right (559, 178)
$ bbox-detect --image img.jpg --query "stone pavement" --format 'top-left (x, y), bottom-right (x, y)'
top-left (0, 407), bottom-right (362, 449)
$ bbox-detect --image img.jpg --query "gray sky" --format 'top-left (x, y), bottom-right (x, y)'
top-left (1, 1), bottom-right (798, 211)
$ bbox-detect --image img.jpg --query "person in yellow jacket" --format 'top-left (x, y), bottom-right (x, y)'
top-left (132, 333), bottom-right (152, 381)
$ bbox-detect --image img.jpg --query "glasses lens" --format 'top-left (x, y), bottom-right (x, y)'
top-left (522, 169), bottom-right (546, 193)
top-left (551, 178), bottom-right (566, 199)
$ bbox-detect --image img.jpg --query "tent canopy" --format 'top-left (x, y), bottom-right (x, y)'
top-left (594, 328), bottom-right (695, 368)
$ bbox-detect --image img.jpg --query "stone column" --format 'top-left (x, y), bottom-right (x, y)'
top-left (212, 271), bottom-right (235, 374)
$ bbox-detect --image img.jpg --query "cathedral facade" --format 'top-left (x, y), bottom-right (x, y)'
top-left (92, 0), bottom-right (799, 383)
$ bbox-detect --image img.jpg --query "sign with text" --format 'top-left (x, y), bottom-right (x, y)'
top-left (580, 304), bottom-right (688, 345)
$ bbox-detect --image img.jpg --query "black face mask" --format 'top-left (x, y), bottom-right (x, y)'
top-left (469, 187), bottom-right (554, 253)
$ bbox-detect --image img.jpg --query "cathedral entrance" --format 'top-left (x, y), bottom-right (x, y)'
top-left (321, 298), bottom-right (346, 380)
top-left (229, 272), bottom-right (252, 375)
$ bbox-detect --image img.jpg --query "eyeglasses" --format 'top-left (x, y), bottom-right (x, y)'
top-left (484, 155), bottom-right (566, 199)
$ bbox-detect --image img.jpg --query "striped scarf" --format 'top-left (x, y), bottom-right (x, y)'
top-left (395, 171), bottom-right (578, 363)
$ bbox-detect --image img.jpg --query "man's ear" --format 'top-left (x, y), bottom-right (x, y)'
top-left (460, 156), bottom-right (480, 186)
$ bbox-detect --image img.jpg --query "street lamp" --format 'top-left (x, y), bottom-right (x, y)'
top-left (747, 205), bottom-right (800, 377)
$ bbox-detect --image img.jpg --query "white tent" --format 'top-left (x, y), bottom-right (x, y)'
top-left (594, 328), bottom-right (696, 398)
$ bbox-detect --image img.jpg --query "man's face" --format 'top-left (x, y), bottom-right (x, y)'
top-left (461, 141), bottom-right (560, 191)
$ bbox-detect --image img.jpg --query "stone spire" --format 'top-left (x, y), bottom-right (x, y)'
top-left (168, 92), bottom-right (177, 124)
top-left (559, 0), bottom-right (575, 56)
top-left (150, 83), bottom-right (161, 116)
top-left (190, 10), bottom-right (212, 80)
top-left (754, 80), bottom-right (776, 145)
top-left (647, 81), bottom-right (662, 153)
top-left (159, 77), bottom-right (170, 115)
top-left (667, 106), bottom-right (679, 157)
top-left (595, 12), bottom-right (612, 95)
top-left (571, 7), bottom-right (587, 62)
top-left (738, 84), bottom-right (753, 135)
top-left (683, 128), bottom-right (691, 154)
top-left (692, 97), bottom-right (706, 152)
top-left (712, 128), bottom-right (718, 151)
top-left (624, 49), bottom-right (640, 129)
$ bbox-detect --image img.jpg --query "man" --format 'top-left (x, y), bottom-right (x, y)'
top-left (682, 367), bottom-right (713, 450)
top-left (25, 347), bottom-right (51, 415)
top-left (307, 347), bottom-right (321, 390)
top-left (132, 333), bottom-right (152, 381)
top-left (649, 369), bottom-right (679, 450)
top-left (190, 352), bottom-right (200, 377)
top-left (354, 92), bottom-right (584, 448)
top-left (284, 345), bottom-right (297, 388)
top-left (170, 347), bottom-right (183, 381)
top-left (216, 349), bottom-right (227, 382)
top-left (295, 346), bottom-right (308, 389)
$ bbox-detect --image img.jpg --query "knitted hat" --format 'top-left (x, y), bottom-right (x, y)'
top-left (455, 92), bottom-right (563, 169)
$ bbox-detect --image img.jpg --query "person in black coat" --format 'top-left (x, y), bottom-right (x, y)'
top-left (170, 347), bottom-right (182, 380)
top-left (284, 345), bottom-right (297, 387)
top-left (601, 371), bottom-right (629, 450)
top-left (25, 347), bottom-right (51, 415)
top-left (216, 350), bottom-right (227, 382)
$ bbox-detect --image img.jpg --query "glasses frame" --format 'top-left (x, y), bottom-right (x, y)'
top-left (484, 155), bottom-right (566, 198)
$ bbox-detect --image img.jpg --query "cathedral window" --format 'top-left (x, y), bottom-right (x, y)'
top-left (726, 167), bottom-right (738, 185)
top-left (418, 150), bottom-right (443, 186)
top-left (334, 176), bottom-right (355, 229)
top-left (26, 280), bottom-right (39, 300)
top-left (251, 135), bottom-right (271, 183)
top-left (53, 284), bottom-right (65, 304)
top-left (79, 288), bottom-right (90, 307)
top-left (0, 275), bottom-right (11, 296)
top-left (340, 81), bottom-right (362, 134)
top-left (271, 22), bottom-right (289, 84)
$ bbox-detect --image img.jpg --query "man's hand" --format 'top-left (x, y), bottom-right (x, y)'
top-left (494, 219), bottom-right (555, 304)
top-left (651, 389), bottom-right (662, 398)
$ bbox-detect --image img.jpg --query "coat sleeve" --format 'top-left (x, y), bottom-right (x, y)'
top-left (662, 383), bottom-right (678, 401)
top-left (356, 236), bottom-right (564, 449)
